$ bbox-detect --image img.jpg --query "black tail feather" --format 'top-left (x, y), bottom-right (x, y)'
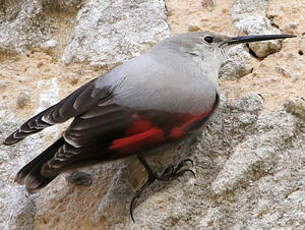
top-left (15, 137), bottom-right (65, 193)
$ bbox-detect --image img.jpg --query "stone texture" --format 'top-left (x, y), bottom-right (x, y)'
top-left (166, 0), bottom-right (237, 35)
top-left (232, 0), bottom-right (283, 58)
top-left (16, 91), bottom-right (31, 108)
top-left (0, 0), bottom-right (82, 55)
top-left (0, 105), bottom-right (39, 230)
top-left (219, 45), bottom-right (252, 79)
top-left (0, 78), bottom-right (60, 230)
top-left (299, 35), bottom-right (305, 54)
top-left (0, 0), bottom-right (168, 68)
top-left (62, 0), bottom-right (169, 67)
top-left (284, 97), bottom-right (305, 121)
top-left (0, 1), bottom-right (45, 54)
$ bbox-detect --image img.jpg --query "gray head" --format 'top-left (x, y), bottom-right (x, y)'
top-left (152, 31), bottom-right (295, 86)
top-left (155, 31), bottom-right (295, 60)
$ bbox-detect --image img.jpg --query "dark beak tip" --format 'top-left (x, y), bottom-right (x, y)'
top-left (227, 34), bottom-right (297, 45)
top-left (282, 34), bottom-right (297, 38)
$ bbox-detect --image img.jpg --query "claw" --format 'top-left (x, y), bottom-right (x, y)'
top-left (130, 165), bottom-right (155, 222)
top-left (130, 194), bottom-right (137, 222)
top-left (179, 158), bottom-right (194, 167)
top-left (169, 159), bottom-right (194, 176)
top-left (175, 168), bottom-right (196, 178)
top-left (130, 191), bottom-right (140, 222)
top-left (157, 158), bottom-right (196, 180)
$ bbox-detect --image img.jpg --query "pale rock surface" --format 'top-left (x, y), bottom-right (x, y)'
top-left (0, 1), bottom-right (46, 54)
top-left (0, 0), bottom-right (81, 54)
top-left (16, 91), bottom-right (31, 108)
top-left (220, 45), bottom-right (252, 79)
top-left (0, 78), bottom-right (60, 230)
top-left (61, 0), bottom-right (169, 67)
top-left (0, 0), bottom-right (169, 68)
top-left (284, 97), bottom-right (305, 121)
top-left (300, 36), bottom-right (305, 54)
top-left (0, 105), bottom-right (38, 230)
top-left (232, 0), bottom-right (283, 57)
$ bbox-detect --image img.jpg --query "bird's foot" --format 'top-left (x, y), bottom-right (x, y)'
top-left (130, 157), bottom-right (195, 222)
top-left (156, 158), bottom-right (195, 181)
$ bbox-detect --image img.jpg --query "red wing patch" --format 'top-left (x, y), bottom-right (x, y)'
top-left (125, 119), bottom-right (154, 136)
top-left (109, 109), bottom-right (213, 155)
top-left (109, 127), bottom-right (165, 153)
top-left (169, 111), bottom-right (211, 139)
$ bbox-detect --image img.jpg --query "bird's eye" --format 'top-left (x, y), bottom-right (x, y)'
top-left (204, 36), bottom-right (214, 43)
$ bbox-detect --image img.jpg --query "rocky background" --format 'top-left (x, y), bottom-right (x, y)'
top-left (0, 0), bottom-right (304, 229)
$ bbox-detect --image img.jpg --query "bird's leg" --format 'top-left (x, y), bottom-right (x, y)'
top-left (130, 156), bottom-right (195, 222)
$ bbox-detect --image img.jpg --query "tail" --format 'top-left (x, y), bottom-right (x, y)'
top-left (15, 137), bottom-right (65, 193)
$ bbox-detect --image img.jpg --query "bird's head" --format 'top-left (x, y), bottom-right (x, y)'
top-left (155, 31), bottom-right (295, 86)
top-left (150, 31), bottom-right (295, 88)
top-left (162, 31), bottom-right (295, 61)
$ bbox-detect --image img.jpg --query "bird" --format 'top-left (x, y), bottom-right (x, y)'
top-left (3, 31), bottom-right (295, 221)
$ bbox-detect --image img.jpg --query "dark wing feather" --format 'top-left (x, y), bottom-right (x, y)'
top-left (63, 104), bottom-right (133, 147)
top-left (15, 137), bottom-right (65, 193)
top-left (4, 78), bottom-right (110, 145)
top-left (39, 97), bottom-right (219, 178)
top-left (39, 103), bottom-right (154, 177)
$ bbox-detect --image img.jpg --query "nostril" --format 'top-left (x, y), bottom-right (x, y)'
top-left (298, 50), bottom-right (304, 56)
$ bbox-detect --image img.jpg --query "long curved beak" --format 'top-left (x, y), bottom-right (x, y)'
top-left (224, 34), bottom-right (296, 46)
